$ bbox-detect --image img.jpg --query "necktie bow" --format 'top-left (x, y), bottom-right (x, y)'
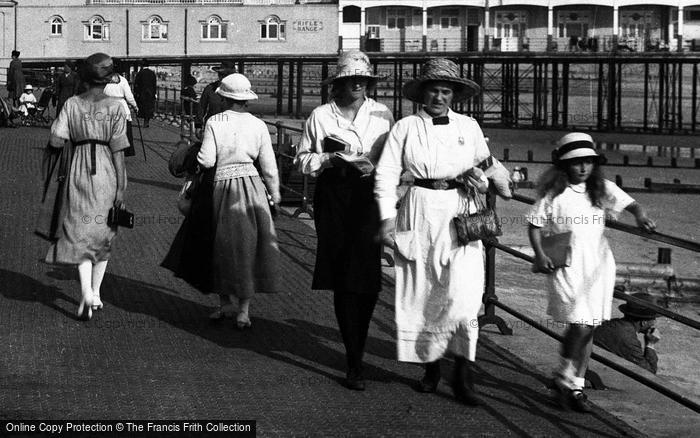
top-left (432, 116), bottom-right (449, 125)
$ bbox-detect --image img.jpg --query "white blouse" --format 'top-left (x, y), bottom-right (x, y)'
top-left (197, 110), bottom-right (280, 200)
top-left (374, 109), bottom-right (491, 221)
top-left (103, 75), bottom-right (137, 122)
top-left (295, 98), bottom-right (394, 177)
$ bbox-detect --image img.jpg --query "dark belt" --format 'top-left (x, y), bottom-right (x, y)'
top-left (73, 139), bottom-right (110, 176)
top-left (413, 178), bottom-right (461, 190)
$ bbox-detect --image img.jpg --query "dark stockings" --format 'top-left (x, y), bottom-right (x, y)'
top-left (333, 291), bottom-right (378, 374)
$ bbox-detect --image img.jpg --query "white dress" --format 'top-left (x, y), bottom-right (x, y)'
top-left (528, 180), bottom-right (634, 325)
top-left (375, 109), bottom-right (491, 363)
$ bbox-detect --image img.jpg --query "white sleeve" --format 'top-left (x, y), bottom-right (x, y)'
top-left (603, 179), bottom-right (635, 214)
top-left (196, 121), bottom-right (217, 169)
top-left (121, 78), bottom-right (137, 109)
top-left (527, 196), bottom-right (549, 228)
top-left (294, 110), bottom-right (332, 177)
top-left (471, 120), bottom-right (491, 166)
top-left (374, 121), bottom-right (406, 221)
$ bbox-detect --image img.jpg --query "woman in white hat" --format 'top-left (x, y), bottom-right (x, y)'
top-left (375, 58), bottom-right (494, 405)
top-left (196, 73), bottom-right (281, 329)
top-left (528, 132), bottom-right (655, 412)
top-left (294, 50), bottom-right (394, 391)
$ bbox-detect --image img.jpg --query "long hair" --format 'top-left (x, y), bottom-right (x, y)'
top-left (536, 161), bottom-right (607, 207)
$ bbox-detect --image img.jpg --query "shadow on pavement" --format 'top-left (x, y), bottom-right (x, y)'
top-left (0, 268), bottom-right (77, 320)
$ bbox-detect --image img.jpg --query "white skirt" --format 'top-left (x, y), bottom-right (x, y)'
top-left (393, 186), bottom-right (484, 363)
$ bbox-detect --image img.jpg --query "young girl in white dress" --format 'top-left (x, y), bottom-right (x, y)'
top-left (528, 132), bottom-right (656, 412)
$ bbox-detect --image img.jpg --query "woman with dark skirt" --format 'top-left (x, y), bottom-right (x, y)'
top-left (294, 50), bottom-right (394, 390)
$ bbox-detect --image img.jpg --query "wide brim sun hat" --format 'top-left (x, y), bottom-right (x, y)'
top-left (80, 53), bottom-right (119, 85)
top-left (321, 50), bottom-right (379, 86)
top-left (552, 132), bottom-right (606, 164)
top-left (216, 73), bottom-right (258, 101)
top-left (402, 58), bottom-right (481, 104)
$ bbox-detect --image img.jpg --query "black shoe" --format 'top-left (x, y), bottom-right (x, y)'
top-left (452, 358), bottom-right (480, 406)
top-left (345, 368), bottom-right (365, 391)
top-left (417, 361), bottom-right (441, 393)
top-left (569, 389), bottom-right (592, 413)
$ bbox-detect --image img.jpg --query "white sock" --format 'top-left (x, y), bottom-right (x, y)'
top-left (572, 377), bottom-right (585, 390)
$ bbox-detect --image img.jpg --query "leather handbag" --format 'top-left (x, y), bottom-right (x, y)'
top-left (107, 203), bottom-right (134, 229)
top-left (452, 192), bottom-right (502, 245)
top-left (177, 175), bottom-right (198, 217)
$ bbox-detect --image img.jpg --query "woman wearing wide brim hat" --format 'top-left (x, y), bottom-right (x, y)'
top-left (402, 57), bottom-right (481, 104)
top-left (295, 50), bottom-right (394, 391)
top-left (38, 52), bottom-right (129, 321)
top-left (375, 57), bottom-right (496, 406)
top-left (191, 72), bottom-right (280, 329)
top-left (321, 50), bottom-right (380, 88)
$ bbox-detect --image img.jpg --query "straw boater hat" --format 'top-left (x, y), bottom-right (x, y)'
top-left (24, 84), bottom-right (33, 91)
top-left (322, 50), bottom-right (379, 86)
top-left (552, 132), bottom-right (606, 164)
top-left (402, 58), bottom-right (481, 103)
top-left (619, 293), bottom-right (659, 320)
top-left (216, 73), bottom-right (258, 101)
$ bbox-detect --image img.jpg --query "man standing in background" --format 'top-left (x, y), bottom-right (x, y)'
top-left (134, 59), bottom-right (157, 127)
top-left (55, 60), bottom-right (79, 116)
top-left (7, 50), bottom-right (26, 106)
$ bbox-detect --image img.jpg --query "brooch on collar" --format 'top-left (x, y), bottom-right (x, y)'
top-left (458, 137), bottom-right (465, 146)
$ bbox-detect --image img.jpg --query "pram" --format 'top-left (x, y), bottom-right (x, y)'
top-left (20, 87), bottom-right (54, 127)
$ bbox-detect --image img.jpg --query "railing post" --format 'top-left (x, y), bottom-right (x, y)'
top-left (478, 194), bottom-right (513, 335)
top-left (276, 61), bottom-right (284, 116)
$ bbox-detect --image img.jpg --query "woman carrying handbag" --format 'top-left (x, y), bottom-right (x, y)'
top-left (37, 53), bottom-right (129, 321)
top-left (375, 58), bottom-right (494, 405)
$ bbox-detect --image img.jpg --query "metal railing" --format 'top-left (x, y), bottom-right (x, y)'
top-left (123, 54), bottom-right (700, 134)
top-left (479, 192), bottom-right (700, 413)
top-left (263, 121), bottom-right (314, 219)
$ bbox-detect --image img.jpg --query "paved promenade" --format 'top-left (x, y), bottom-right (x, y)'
top-left (0, 122), bottom-right (649, 436)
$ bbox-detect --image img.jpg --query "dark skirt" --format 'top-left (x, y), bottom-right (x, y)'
top-left (161, 170), bottom-right (215, 294)
top-left (312, 167), bottom-right (382, 295)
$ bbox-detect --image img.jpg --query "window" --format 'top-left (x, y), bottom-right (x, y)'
top-left (259, 15), bottom-right (286, 41)
top-left (557, 12), bottom-right (590, 38)
top-left (495, 12), bottom-right (528, 38)
top-left (49, 16), bottom-right (64, 36)
top-left (440, 8), bottom-right (459, 29)
top-left (387, 8), bottom-right (409, 29)
top-left (201, 15), bottom-right (226, 40)
top-left (142, 16), bottom-right (168, 40)
top-left (427, 10), bottom-right (435, 29)
top-left (619, 11), bottom-right (652, 39)
top-left (84, 16), bottom-right (110, 41)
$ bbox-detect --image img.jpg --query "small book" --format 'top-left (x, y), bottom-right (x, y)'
top-left (333, 152), bottom-right (374, 174)
top-left (323, 135), bottom-right (350, 153)
top-left (541, 231), bottom-right (572, 268)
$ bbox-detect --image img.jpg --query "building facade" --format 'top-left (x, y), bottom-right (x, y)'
top-left (2, 0), bottom-right (700, 72)
top-left (0, 0), bottom-right (338, 64)
top-left (338, 1), bottom-right (700, 53)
